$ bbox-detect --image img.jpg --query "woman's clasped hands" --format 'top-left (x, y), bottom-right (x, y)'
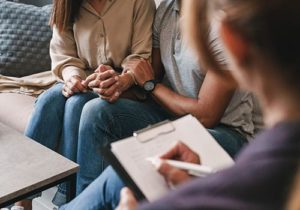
top-left (83, 65), bottom-right (134, 103)
top-left (62, 59), bottom-right (154, 102)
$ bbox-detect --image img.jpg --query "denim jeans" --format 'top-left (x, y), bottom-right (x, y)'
top-left (208, 125), bottom-right (247, 158)
top-left (59, 166), bottom-right (123, 210)
top-left (60, 124), bottom-right (247, 210)
top-left (76, 97), bottom-right (171, 195)
top-left (25, 83), bottom-right (98, 204)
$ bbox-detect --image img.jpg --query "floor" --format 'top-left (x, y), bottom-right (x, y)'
top-left (32, 188), bottom-right (58, 210)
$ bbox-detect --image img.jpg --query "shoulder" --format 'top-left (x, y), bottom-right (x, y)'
top-left (156, 0), bottom-right (174, 19)
top-left (116, 0), bottom-right (155, 11)
top-left (153, 0), bottom-right (174, 31)
top-left (131, 0), bottom-right (156, 10)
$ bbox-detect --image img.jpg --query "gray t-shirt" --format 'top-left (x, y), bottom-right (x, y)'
top-left (154, 0), bottom-right (263, 138)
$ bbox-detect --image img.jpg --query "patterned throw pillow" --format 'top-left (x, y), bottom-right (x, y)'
top-left (0, 0), bottom-right (52, 77)
top-left (8, 0), bottom-right (52, 7)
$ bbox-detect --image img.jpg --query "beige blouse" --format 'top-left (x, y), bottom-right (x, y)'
top-left (50, 0), bottom-right (156, 81)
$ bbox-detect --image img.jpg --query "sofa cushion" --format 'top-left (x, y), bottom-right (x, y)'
top-left (0, 0), bottom-right (52, 77)
top-left (8, 0), bottom-right (52, 6)
top-left (0, 93), bottom-right (35, 133)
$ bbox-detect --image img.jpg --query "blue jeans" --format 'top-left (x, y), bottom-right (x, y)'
top-left (25, 83), bottom-right (98, 204)
top-left (208, 125), bottom-right (246, 158)
top-left (25, 83), bottom-right (99, 158)
top-left (60, 125), bottom-right (247, 210)
top-left (76, 98), bottom-right (171, 195)
top-left (59, 167), bottom-right (123, 210)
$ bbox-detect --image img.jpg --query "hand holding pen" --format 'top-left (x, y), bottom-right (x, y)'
top-left (147, 141), bottom-right (204, 187)
top-left (147, 158), bottom-right (214, 178)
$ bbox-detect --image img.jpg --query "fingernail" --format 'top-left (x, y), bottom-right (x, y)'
top-left (121, 187), bottom-right (130, 196)
top-left (115, 76), bottom-right (119, 81)
top-left (115, 92), bottom-right (119, 97)
top-left (148, 157), bottom-right (163, 169)
top-left (154, 159), bottom-right (164, 169)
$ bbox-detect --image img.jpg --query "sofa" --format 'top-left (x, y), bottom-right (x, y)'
top-left (0, 0), bottom-right (54, 133)
top-left (0, 0), bottom-right (160, 209)
top-left (0, 0), bottom-right (163, 134)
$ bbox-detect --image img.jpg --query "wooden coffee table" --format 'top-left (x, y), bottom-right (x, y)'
top-left (0, 122), bottom-right (79, 207)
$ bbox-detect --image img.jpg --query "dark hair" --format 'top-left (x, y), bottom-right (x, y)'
top-left (50, 0), bottom-right (83, 33)
top-left (184, 0), bottom-right (300, 89)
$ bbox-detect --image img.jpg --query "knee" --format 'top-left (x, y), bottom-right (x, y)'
top-left (105, 167), bottom-right (124, 206)
top-left (207, 129), bottom-right (223, 142)
top-left (65, 94), bottom-right (89, 113)
top-left (35, 83), bottom-right (66, 112)
top-left (106, 167), bottom-right (124, 191)
top-left (79, 99), bottom-right (133, 140)
top-left (81, 98), bottom-right (113, 125)
top-left (82, 98), bottom-right (135, 122)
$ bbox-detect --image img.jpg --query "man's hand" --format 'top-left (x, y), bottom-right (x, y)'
top-left (124, 59), bottom-right (155, 87)
top-left (116, 187), bottom-right (137, 210)
top-left (157, 141), bottom-right (201, 187)
top-left (62, 75), bottom-right (87, 98)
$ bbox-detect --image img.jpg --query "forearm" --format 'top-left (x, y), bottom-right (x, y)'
top-left (61, 66), bottom-right (86, 81)
top-left (152, 84), bottom-right (221, 128)
top-left (50, 26), bottom-right (86, 82)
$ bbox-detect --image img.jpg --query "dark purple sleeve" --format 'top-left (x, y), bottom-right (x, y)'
top-left (139, 160), bottom-right (296, 210)
top-left (138, 125), bottom-right (300, 210)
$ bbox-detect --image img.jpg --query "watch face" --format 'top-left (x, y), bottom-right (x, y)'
top-left (144, 81), bottom-right (155, 92)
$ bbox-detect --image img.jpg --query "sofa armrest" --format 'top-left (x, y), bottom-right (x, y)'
top-left (0, 93), bottom-right (35, 133)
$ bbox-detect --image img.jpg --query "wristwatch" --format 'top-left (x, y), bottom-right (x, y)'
top-left (143, 80), bottom-right (158, 93)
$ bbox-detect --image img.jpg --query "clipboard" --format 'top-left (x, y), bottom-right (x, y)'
top-left (133, 120), bottom-right (176, 143)
top-left (100, 115), bottom-right (234, 202)
top-left (100, 144), bottom-right (146, 201)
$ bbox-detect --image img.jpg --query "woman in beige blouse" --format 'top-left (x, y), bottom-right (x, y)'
top-left (20, 0), bottom-right (156, 208)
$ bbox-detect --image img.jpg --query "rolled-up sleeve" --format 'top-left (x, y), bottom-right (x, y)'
top-left (50, 26), bottom-right (87, 82)
top-left (121, 0), bottom-right (156, 67)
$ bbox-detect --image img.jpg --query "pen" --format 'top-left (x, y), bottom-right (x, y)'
top-left (146, 157), bottom-right (214, 177)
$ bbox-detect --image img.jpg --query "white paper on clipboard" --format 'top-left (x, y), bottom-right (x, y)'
top-left (110, 115), bottom-right (234, 202)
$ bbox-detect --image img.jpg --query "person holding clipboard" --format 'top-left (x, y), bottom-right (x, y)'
top-left (116, 0), bottom-right (300, 209)
top-left (59, 0), bottom-right (261, 209)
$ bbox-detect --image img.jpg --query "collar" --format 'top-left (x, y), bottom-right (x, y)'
top-left (82, 0), bottom-right (116, 17)
top-left (173, 0), bottom-right (180, 12)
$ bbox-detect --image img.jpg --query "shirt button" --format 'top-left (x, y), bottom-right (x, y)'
top-left (100, 33), bottom-right (104, 38)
